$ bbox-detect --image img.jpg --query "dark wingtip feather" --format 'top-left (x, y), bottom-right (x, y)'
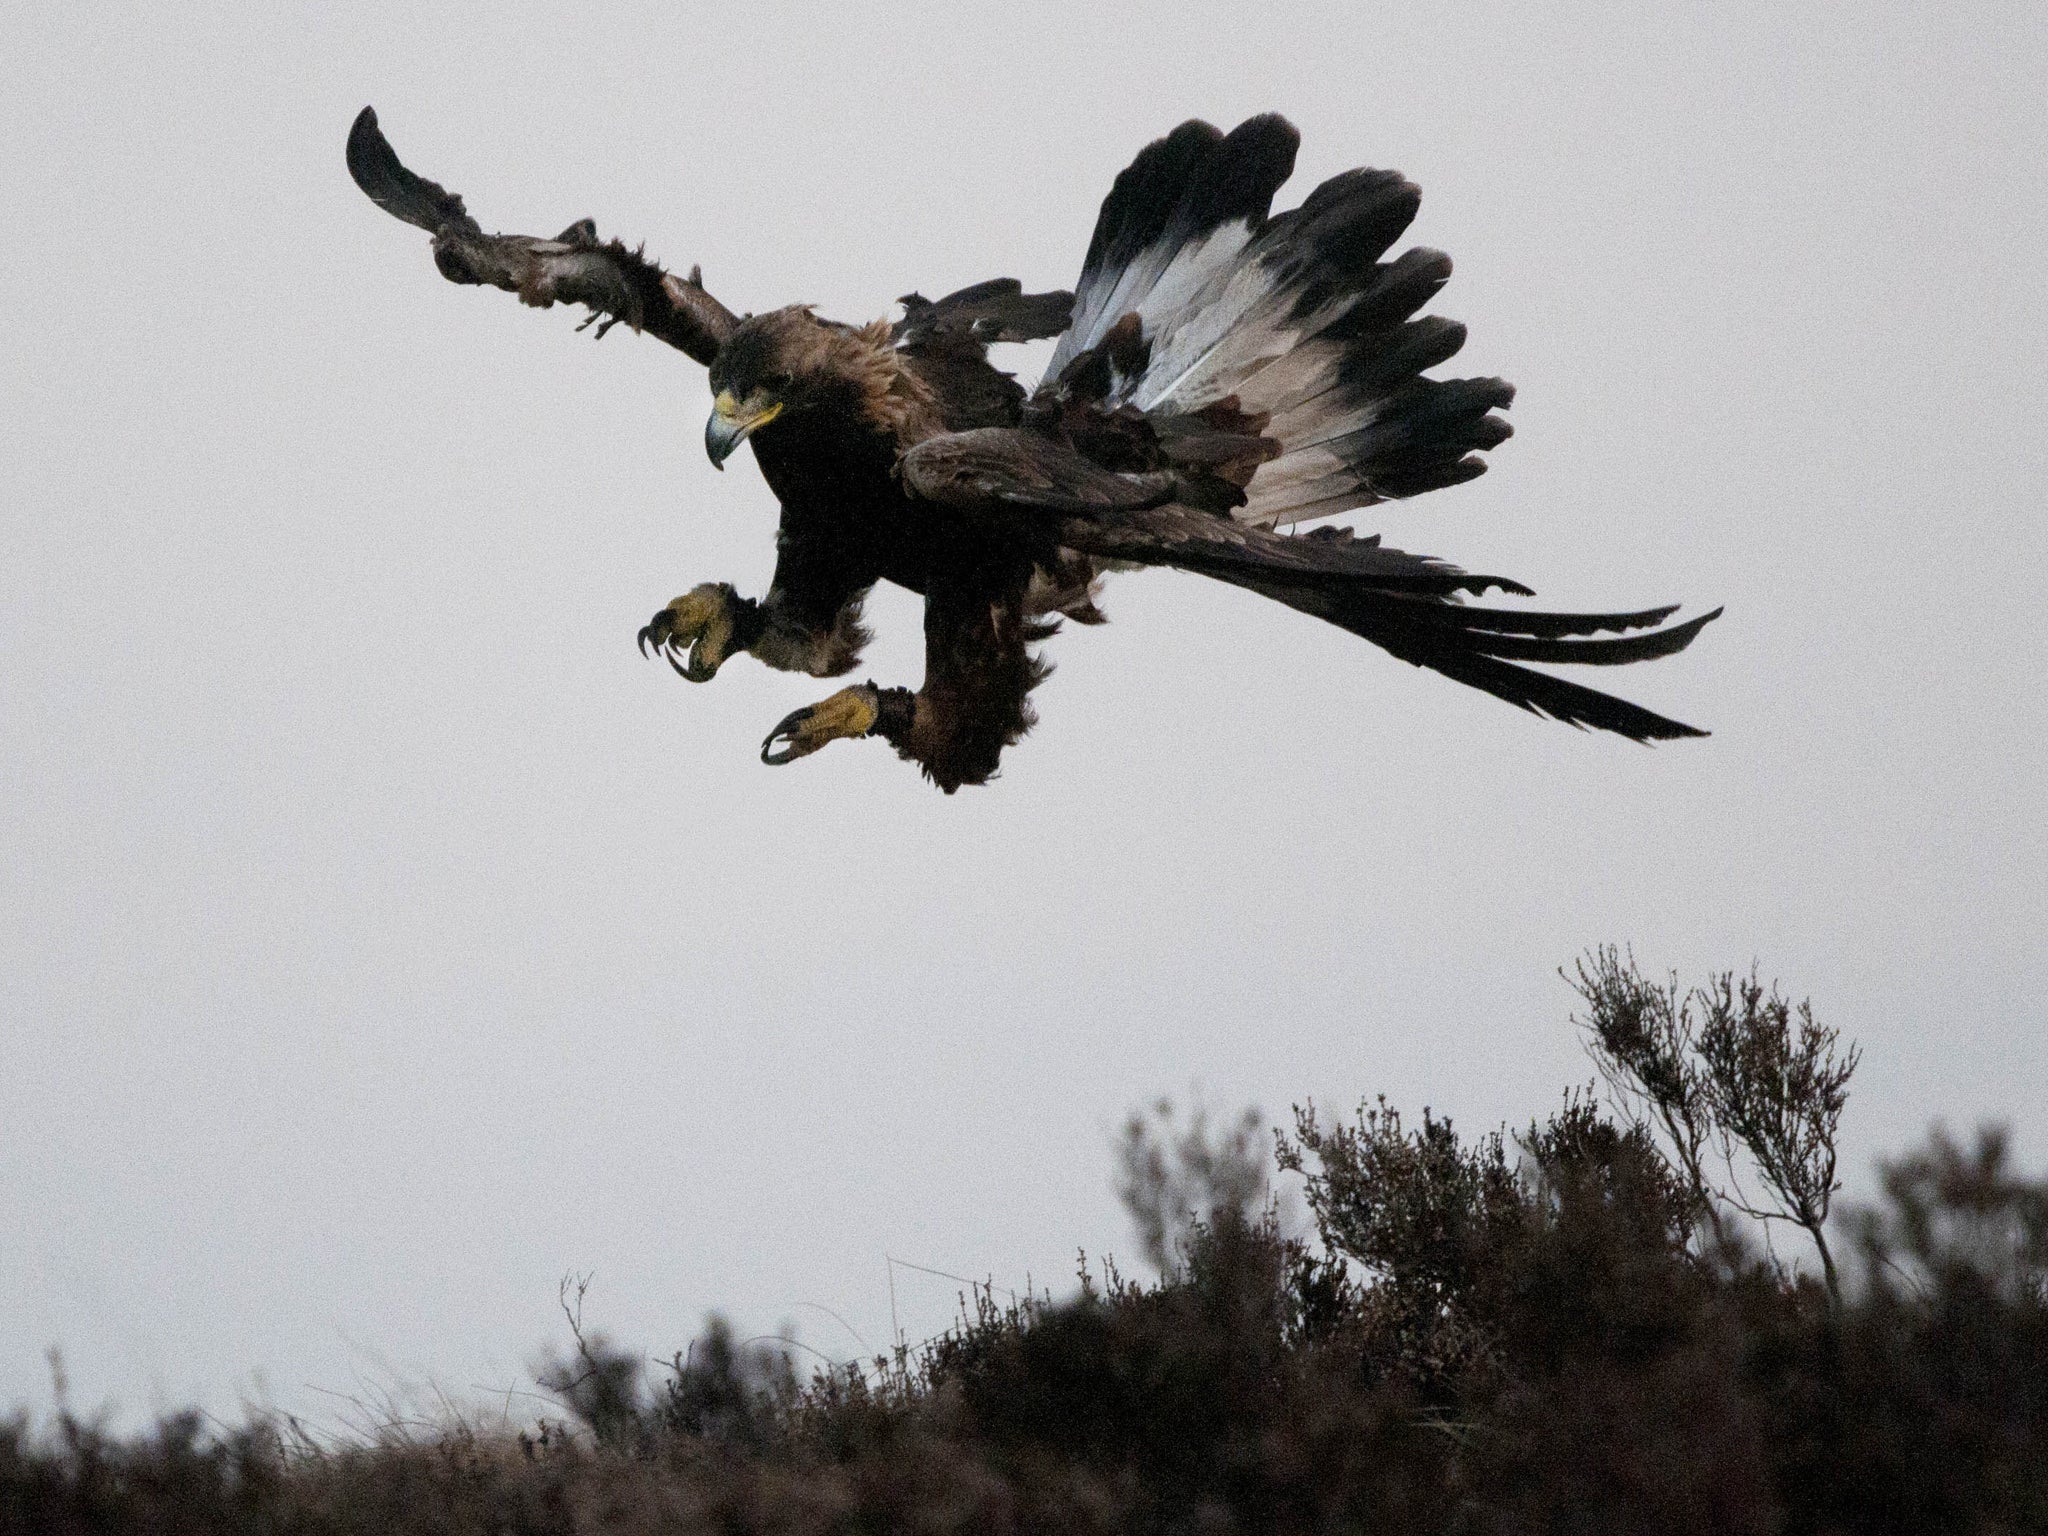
top-left (1421, 648), bottom-right (1713, 741)
top-left (1380, 598), bottom-right (1684, 639)
top-left (1466, 605), bottom-right (1721, 666)
top-left (346, 106), bottom-right (474, 235)
top-left (1191, 114), bottom-right (1301, 230)
top-left (1290, 167), bottom-right (1422, 262)
top-left (1081, 114), bottom-right (1300, 290)
top-left (1083, 119), bottom-right (1223, 278)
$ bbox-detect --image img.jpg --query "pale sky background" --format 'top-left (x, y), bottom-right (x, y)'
top-left (3, 2), bottom-right (2044, 1430)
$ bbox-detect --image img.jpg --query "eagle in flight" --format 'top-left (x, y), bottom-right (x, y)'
top-left (348, 107), bottom-right (1716, 790)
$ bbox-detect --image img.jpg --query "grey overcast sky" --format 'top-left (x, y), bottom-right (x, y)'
top-left (3, 1), bottom-right (2044, 1429)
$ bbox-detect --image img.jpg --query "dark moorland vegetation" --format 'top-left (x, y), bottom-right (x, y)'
top-left (6, 951), bottom-right (2045, 1534)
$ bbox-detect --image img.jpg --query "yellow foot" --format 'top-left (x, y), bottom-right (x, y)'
top-left (761, 685), bottom-right (880, 765)
top-left (638, 583), bottom-right (737, 682)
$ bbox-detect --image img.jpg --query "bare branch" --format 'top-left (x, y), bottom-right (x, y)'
top-left (1695, 972), bottom-right (1859, 1302)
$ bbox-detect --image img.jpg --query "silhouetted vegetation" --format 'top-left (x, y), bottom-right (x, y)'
top-left (6, 952), bottom-right (2045, 1533)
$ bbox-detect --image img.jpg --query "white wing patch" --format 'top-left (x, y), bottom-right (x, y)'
top-left (1044, 134), bottom-right (1507, 531)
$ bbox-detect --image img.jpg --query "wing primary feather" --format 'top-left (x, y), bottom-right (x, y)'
top-left (347, 107), bottom-right (476, 235)
top-left (1052, 115), bottom-right (1301, 381)
top-left (1365, 594), bottom-right (1685, 638)
top-left (1363, 637), bottom-right (1712, 741)
top-left (1456, 609), bottom-right (1721, 665)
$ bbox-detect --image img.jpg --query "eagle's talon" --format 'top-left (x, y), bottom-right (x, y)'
top-left (640, 584), bottom-right (736, 683)
top-left (760, 685), bottom-right (881, 766)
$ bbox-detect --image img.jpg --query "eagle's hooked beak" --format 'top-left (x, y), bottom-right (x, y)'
top-left (704, 391), bottom-right (784, 469)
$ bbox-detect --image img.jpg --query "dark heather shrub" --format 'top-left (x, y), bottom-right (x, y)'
top-left (5, 958), bottom-right (2044, 1534)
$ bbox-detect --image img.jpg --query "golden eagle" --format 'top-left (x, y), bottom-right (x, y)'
top-left (348, 107), bottom-right (1717, 790)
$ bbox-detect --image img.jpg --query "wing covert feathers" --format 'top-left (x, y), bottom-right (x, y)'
top-left (903, 428), bottom-right (1176, 516)
top-left (346, 107), bottom-right (736, 364)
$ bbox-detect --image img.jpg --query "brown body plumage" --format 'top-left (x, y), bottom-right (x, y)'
top-left (348, 107), bottom-right (1717, 791)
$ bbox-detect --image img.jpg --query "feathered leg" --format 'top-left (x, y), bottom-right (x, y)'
top-left (640, 514), bottom-right (878, 682)
top-left (639, 581), bottom-right (872, 682)
top-left (760, 553), bottom-right (1047, 792)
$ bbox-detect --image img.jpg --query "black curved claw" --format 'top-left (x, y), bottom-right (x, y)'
top-left (637, 596), bottom-right (726, 683)
top-left (638, 609), bottom-right (677, 666)
top-left (760, 709), bottom-right (810, 766)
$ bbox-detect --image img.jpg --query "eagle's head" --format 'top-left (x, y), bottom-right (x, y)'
top-left (704, 306), bottom-right (937, 467)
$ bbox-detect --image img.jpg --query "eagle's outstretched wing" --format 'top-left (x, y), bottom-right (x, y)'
top-left (1039, 114), bottom-right (1515, 528)
top-left (896, 115), bottom-right (1717, 744)
top-left (346, 107), bottom-right (736, 364)
top-left (902, 428), bottom-right (1718, 742)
